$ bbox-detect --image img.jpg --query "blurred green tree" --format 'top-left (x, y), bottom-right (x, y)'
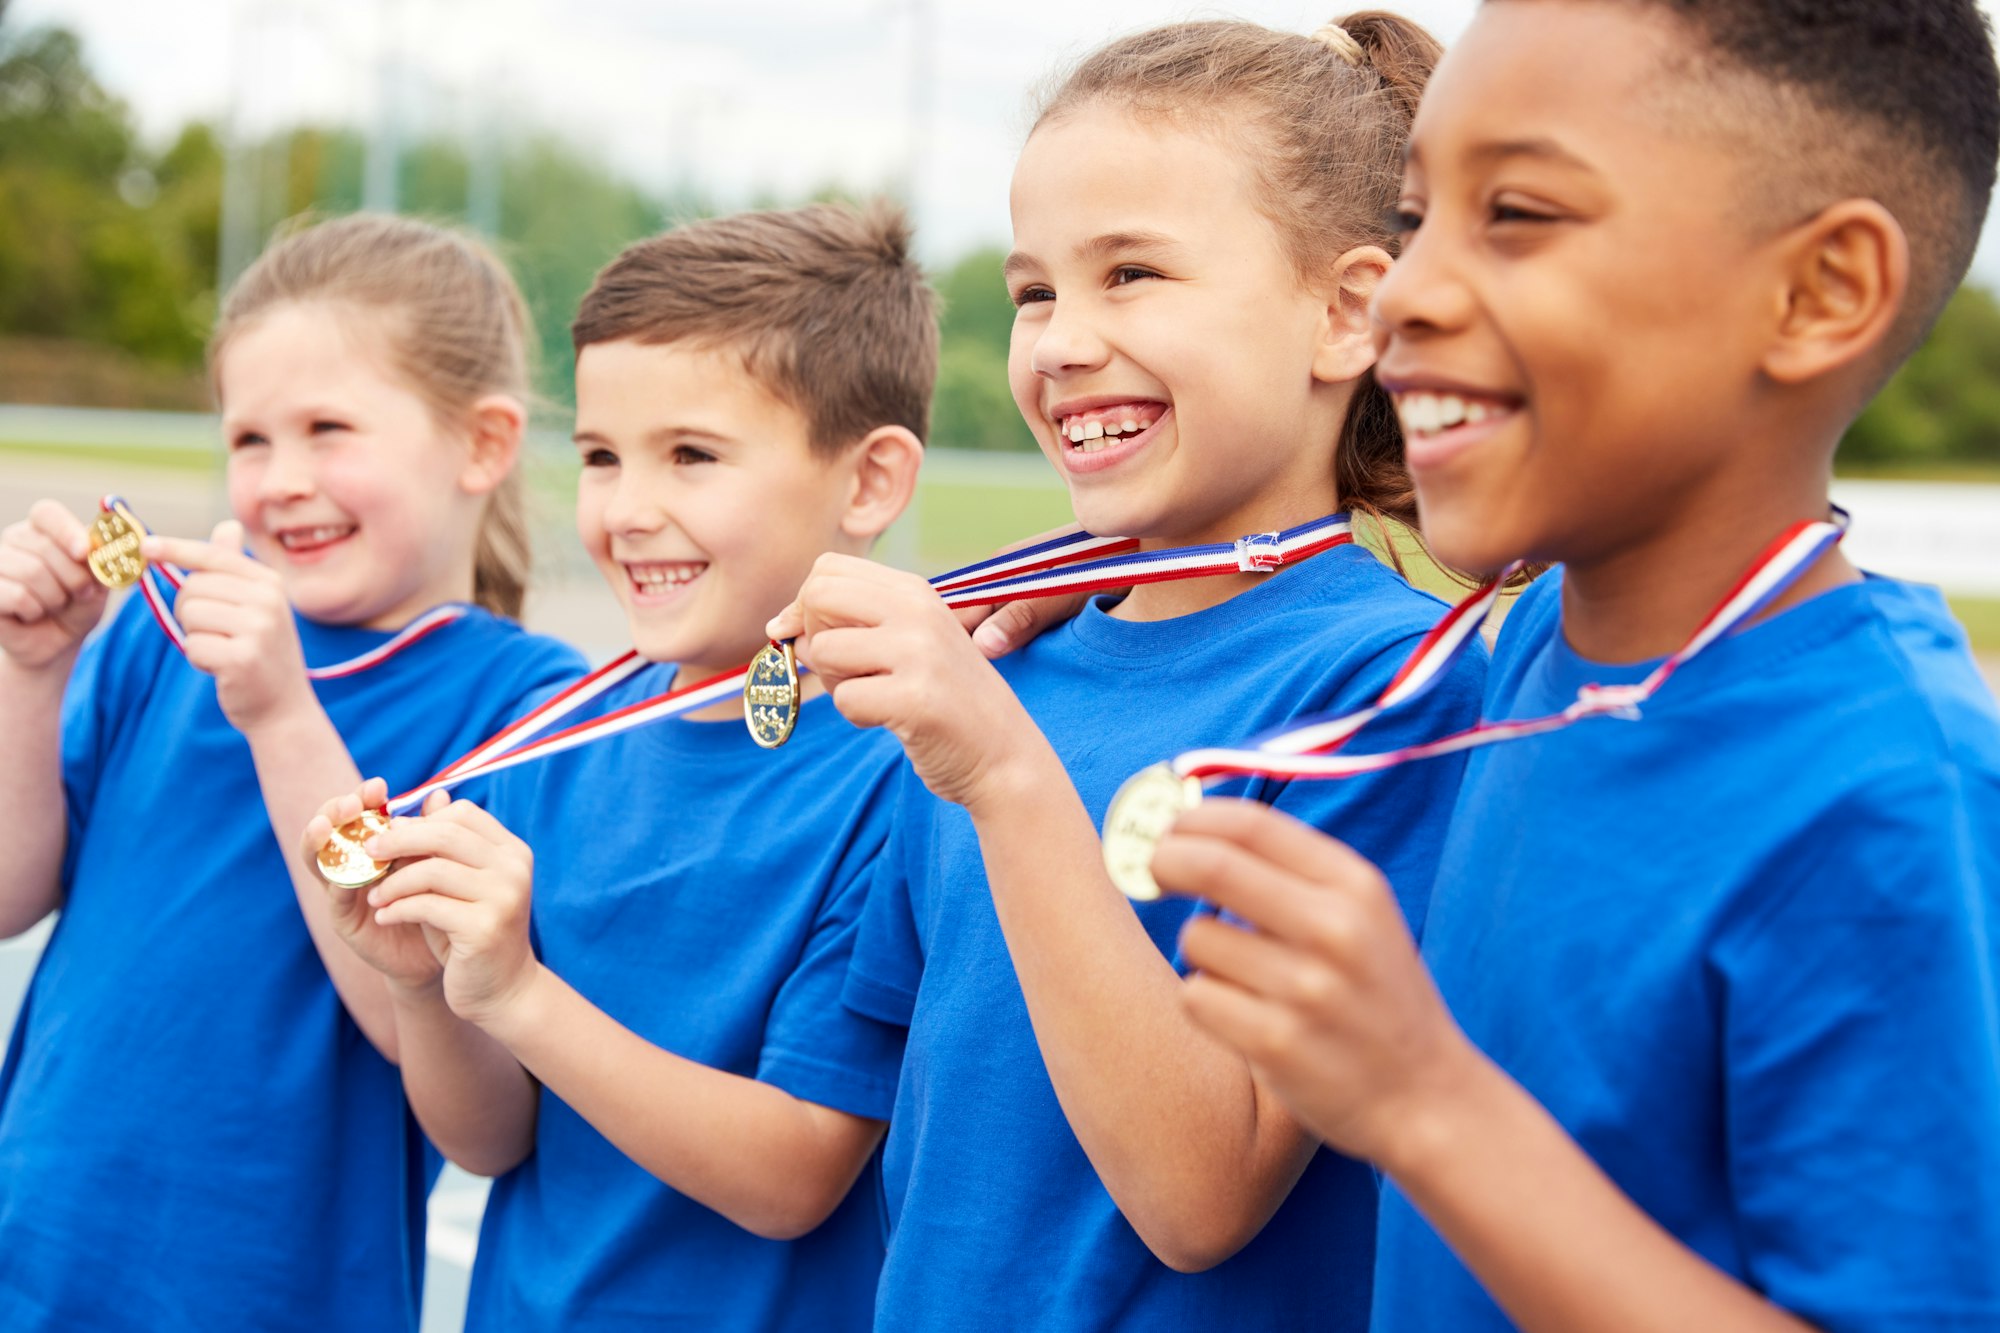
top-left (1841, 285), bottom-right (2000, 468)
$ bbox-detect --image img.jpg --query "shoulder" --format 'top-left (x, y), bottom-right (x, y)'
top-left (446, 612), bottom-right (588, 699)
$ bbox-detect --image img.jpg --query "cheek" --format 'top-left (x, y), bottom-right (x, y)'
top-left (224, 456), bottom-right (262, 526)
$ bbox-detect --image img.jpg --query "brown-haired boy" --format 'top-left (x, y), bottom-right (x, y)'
top-left (307, 201), bottom-right (936, 1332)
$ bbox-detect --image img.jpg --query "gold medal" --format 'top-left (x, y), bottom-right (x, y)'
top-left (1102, 762), bottom-right (1203, 901)
top-left (744, 640), bottom-right (800, 749)
top-left (314, 809), bottom-right (396, 892)
top-left (85, 505), bottom-right (146, 591)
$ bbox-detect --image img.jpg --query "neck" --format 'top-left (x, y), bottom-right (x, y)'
top-left (1558, 477), bottom-right (1857, 664)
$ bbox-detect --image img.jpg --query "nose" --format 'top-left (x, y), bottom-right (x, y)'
top-left (1373, 222), bottom-right (1475, 343)
top-left (1030, 298), bottom-right (1112, 380)
top-left (598, 470), bottom-right (668, 541)
top-left (256, 439), bottom-right (316, 506)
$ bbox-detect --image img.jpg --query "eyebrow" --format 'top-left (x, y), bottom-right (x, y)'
top-left (1456, 136), bottom-right (1592, 171)
top-left (1003, 229), bottom-right (1182, 280)
top-left (569, 426), bottom-right (735, 448)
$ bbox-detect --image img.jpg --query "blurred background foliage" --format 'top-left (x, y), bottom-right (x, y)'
top-left (0, 10), bottom-right (1989, 469)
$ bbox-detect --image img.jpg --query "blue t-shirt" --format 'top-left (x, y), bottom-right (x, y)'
top-left (465, 680), bottom-right (907, 1333)
top-left (1373, 571), bottom-right (2000, 1333)
top-left (0, 594), bottom-right (582, 1333)
top-left (842, 543), bottom-right (1489, 1331)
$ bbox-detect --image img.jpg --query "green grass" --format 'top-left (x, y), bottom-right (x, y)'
top-left (1836, 459), bottom-right (2000, 484)
top-left (1948, 596), bottom-right (2000, 654)
top-left (0, 439), bottom-right (220, 473)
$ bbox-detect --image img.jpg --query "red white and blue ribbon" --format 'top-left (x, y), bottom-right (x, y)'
top-left (102, 495), bottom-right (470, 681)
top-left (383, 652), bottom-right (747, 814)
top-left (928, 514), bottom-right (1354, 610)
top-left (1170, 511), bottom-right (1849, 786)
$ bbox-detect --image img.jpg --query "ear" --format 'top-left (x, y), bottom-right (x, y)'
top-left (838, 425), bottom-right (925, 545)
top-left (1312, 245), bottom-right (1394, 386)
top-left (1762, 199), bottom-right (1909, 386)
top-left (459, 393), bottom-right (528, 498)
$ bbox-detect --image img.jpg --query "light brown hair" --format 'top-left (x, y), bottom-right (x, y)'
top-left (209, 213), bottom-right (536, 619)
top-left (571, 201), bottom-right (940, 457)
top-left (1033, 12), bottom-right (1442, 539)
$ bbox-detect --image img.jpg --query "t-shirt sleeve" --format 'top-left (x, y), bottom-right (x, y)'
top-left (1712, 767), bottom-right (2000, 1330)
top-left (756, 757), bottom-right (909, 1121)
top-left (59, 597), bottom-right (166, 891)
top-left (840, 762), bottom-right (929, 1029)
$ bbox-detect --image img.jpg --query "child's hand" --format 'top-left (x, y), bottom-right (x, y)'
top-left (361, 790), bottom-right (542, 1030)
top-left (1155, 798), bottom-right (1479, 1171)
top-left (143, 520), bottom-right (312, 734)
top-left (768, 553), bottom-right (1042, 812)
top-left (0, 500), bottom-right (109, 670)
top-left (951, 522), bottom-right (1096, 660)
top-left (303, 778), bottom-right (448, 994)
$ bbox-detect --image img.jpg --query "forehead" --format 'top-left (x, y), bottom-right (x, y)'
top-left (573, 338), bottom-right (808, 442)
top-left (217, 301), bottom-right (410, 414)
top-left (1009, 104), bottom-right (1275, 258)
top-left (1414, 2), bottom-right (1720, 179)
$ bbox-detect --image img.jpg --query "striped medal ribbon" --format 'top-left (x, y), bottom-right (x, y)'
top-left (753, 513), bottom-right (1355, 748)
top-left (314, 650), bottom-right (752, 890)
top-left (1102, 511), bottom-right (1851, 900)
top-left (93, 495), bottom-right (469, 680)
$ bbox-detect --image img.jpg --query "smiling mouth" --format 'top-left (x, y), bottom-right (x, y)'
top-left (623, 560), bottom-right (707, 598)
top-left (1053, 401), bottom-right (1169, 454)
top-left (273, 524), bottom-right (356, 554)
top-left (1392, 390), bottom-right (1522, 441)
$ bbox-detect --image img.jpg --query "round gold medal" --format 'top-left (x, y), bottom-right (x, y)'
top-left (314, 809), bottom-right (396, 892)
top-left (1102, 762), bottom-right (1203, 901)
top-left (85, 507), bottom-right (146, 591)
top-left (744, 640), bottom-right (800, 749)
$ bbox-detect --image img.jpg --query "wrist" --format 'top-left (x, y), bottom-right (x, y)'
top-left (385, 972), bottom-right (449, 1010)
top-left (1373, 1039), bottom-right (1519, 1190)
top-left (960, 714), bottom-right (1065, 823)
top-left (240, 688), bottom-right (331, 748)
top-left (471, 959), bottom-right (559, 1047)
top-left (0, 645), bottom-right (79, 692)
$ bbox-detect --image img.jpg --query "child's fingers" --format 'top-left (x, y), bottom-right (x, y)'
top-left (365, 813), bottom-right (500, 872)
top-left (1166, 799), bottom-right (1386, 903)
top-left (426, 796), bottom-right (524, 849)
top-left (374, 890), bottom-right (483, 936)
top-left (8, 521), bottom-right (96, 598)
top-left (1180, 971), bottom-right (1296, 1066)
top-left (173, 596), bottom-right (260, 639)
top-left (141, 532), bottom-right (258, 576)
top-left (366, 856), bottom-right (490, 908)
top-left (797, 625), bottom-right (899, 683)
top-left (764, 600), bottom-right (805, 643)
top-left (26, 500), bottom-right (91, 562)
top-left (969, 594), bottom-right (1092, 659)
top-left (1151, 821), bottom-right (1356, 949)
top-left (0, 544), bottom-right (78, 616)
top-left (1179, 913), bottom-right (1344, 1013)
top-left (360, 776), bottom-right (391, 809)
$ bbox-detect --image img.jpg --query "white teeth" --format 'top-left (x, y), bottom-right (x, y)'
top-left (1083, 421), bottom-right (1104, 440)
top-left (628, 564), bottom-right (702, 591)
top-left (1396, 392), bottom-right (1505, 437)
top-left (1120, 419), bottom-right (1138, 434)
top-left (1057, 407), bottom-right (1163, 449)
top-left (278, 525), bottom-right (352, 549)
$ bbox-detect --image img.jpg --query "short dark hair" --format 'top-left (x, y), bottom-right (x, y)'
top-left (572, 201), bottom-right (940, 457)
top-left (1501, 0), bottom-right (2000, 353)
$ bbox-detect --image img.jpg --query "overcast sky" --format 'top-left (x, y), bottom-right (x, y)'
top-left (16, 0), bottom-right (2000, 283)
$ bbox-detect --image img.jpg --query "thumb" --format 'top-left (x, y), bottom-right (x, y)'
top-left (972, 596), bottom-right (1080, 659)
top-left (209, 518), bottom-right (246, 553)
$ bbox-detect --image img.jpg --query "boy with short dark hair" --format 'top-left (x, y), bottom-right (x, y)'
top-left (310, 201), bottom-right (937, 1331)
top-left (1151, 3), bottom-right (2000, 1330)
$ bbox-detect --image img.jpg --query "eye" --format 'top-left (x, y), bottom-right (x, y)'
top-left (579, 447), bottom-right (619, 468)
top-left (230, 431), bottom-right (269, 451)
top-left (1108, 266), bottom-right (1160, 287)
top-left (1011, 283), bottom-right (1054, 307)
top-left (1489, 196), bottom-right (1561, 227)
top-left (309, 419), bottom-right (351, 435)
top-left (1386, 204), bottom-right (1424, 236)
top-left (671, 444), bottom-right (717, 465)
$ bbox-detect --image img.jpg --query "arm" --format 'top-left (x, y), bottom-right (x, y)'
top-left (363, 796), bottom-right (884, 1234)
top-left (1159, 799), bottom-right (1819, 1333)
top-left (145, 525), bottom-right (403, 1059)
top-left (0, 502), bottom-right (111, 936)
top-left (776, 554), bottom-right (1316, 1271)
